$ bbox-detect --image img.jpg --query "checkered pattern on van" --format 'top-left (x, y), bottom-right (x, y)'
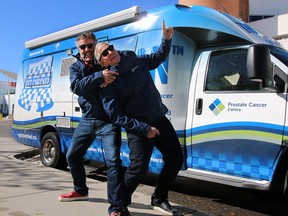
top-left (60, 133), bottom-right (164, 174)
top-left (18, 56), bottom-right (54, 112)
top-left (190, 142), bottom-right (273, 180)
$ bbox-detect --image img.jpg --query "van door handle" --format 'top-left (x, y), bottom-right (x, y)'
top-left (196, 98), bottom-right (203, 115)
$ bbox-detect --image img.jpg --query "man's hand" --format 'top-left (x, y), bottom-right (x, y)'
top-left (147, 127), bottom-right (160, 139)
top-left (162, 20), bottom-right (173, 40)
top-left (100, 69), bottom-right (119, 88)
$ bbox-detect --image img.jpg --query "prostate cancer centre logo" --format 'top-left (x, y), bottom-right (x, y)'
top-left (209, 98), bottom-right (225, 115)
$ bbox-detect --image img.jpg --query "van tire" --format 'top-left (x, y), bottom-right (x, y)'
top-left (40, 132), bottom-right (67, 170)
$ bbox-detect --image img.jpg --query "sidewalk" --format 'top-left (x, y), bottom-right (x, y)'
top-left (0, 138), bottom-right (169, 216)
top-left (0, 119), bottom-right (177, 216)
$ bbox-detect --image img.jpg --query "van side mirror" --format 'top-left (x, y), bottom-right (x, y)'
top-left (247, 44), bottom-right (271, 87)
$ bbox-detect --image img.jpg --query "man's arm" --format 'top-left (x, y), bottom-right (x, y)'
top-left (101, 85), bottom-right (154, 138)
top-left (141, 20), bottom-right (173, 70)
top-left (70, 63), bottom-right (118, 95)
top-left (69, 63), bottom-right (104, 95)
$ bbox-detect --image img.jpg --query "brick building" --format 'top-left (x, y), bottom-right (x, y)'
top-left (179, 0), bottom-right (249, 22)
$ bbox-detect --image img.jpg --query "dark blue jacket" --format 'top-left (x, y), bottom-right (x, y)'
top-left (69, 54), bottom-right (109, 120)
top-left (100, 38), bottom-right (171, 137)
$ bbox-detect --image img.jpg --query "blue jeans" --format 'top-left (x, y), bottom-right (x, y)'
top-left (66, 117), bottom-right (123, 213)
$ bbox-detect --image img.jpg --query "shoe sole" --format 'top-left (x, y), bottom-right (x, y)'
top-left (58, 196), bottom-right (89, 202)
top-left (152, 205), bottom-right (173, 215)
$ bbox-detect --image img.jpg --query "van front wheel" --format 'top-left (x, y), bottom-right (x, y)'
top-left (40, 132), bottom-right (67, 169)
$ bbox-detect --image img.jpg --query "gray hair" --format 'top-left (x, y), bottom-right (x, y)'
top-left (94, 42), bottom-right (110, 62)
top-left (76, 32), bottom-right (97, 43)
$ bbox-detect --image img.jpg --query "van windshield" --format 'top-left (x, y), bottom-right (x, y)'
top-left (269, 46), bottom-right (288, 67)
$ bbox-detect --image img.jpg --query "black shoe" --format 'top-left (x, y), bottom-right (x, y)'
top-left (121, 207), bottom-right (131, 216)
top-left (151, 199), bottom-right (178, 215)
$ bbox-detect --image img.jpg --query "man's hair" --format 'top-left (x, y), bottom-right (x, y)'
top-left (76, 32), bottom-right (97, 43)
top-left (95, 42), bottom-right (110, 62)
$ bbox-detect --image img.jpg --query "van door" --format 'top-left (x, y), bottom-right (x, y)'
top-left (58, 55), bottom-right (80, 130)
top-left (191, 48), bottom-right (285, 181)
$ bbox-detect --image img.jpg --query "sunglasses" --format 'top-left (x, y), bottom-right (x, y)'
top-left (78, 43), bottom-right (94, 50)
top-left (100, 45), bottom-right (115, 58)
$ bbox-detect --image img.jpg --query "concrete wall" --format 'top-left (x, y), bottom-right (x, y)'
top-left (249, 0), bottom-right (288, 16)
top-left (249, 14), bottom-right (288, 38)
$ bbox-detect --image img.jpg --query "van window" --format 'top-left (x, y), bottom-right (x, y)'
top-left (205, 49), bottom-right (270, 91)
top-left (60, 57), bottom-right (76, 77)
top-left (106, 35), bottom-right (138, 52)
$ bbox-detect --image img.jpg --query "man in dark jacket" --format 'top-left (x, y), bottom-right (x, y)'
top-left (58, 32), bottom-right (128, 216)
top-left (95, 21), bottom-right (183, 215)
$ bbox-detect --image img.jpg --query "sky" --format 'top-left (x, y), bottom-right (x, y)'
top-left (0, 0), bottom-right (177, 81)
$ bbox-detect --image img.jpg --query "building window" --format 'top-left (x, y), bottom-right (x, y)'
top-left (249, 15), bottom-right (274, 22)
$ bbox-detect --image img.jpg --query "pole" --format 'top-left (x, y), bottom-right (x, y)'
top-left (6, 76), bottom-right (11, 117)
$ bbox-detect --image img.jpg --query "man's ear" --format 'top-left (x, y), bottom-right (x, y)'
top-left (98, 60), bottom-right (104, 66)
top-left (99, 60), bottom-right (108, 68)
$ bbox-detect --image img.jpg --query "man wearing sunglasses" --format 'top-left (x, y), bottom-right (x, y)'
top-left (58, 32), bottom-right (127, 215)
top-left (95, 21), bottom-right (183, 216)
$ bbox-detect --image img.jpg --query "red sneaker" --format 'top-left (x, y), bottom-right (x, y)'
top-left (58, 191), bottom-right (89, 202)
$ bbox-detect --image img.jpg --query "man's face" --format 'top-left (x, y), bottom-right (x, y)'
top-left (97, 43), bottom-right (121, 67)
top-left (77, 38), bottom-right (95, 62)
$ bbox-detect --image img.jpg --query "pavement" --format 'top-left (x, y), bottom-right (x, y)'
top-left (0, 118), bottom-right (198, 216)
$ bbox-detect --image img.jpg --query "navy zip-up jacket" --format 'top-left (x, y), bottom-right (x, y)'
top-left (100, 38), bottom-right (171, 137)
top-left (69, 53), bottom-right (109, 120)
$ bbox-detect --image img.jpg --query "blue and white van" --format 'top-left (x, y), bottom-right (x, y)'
top-left (11, 4), bottom-right (288, 200)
